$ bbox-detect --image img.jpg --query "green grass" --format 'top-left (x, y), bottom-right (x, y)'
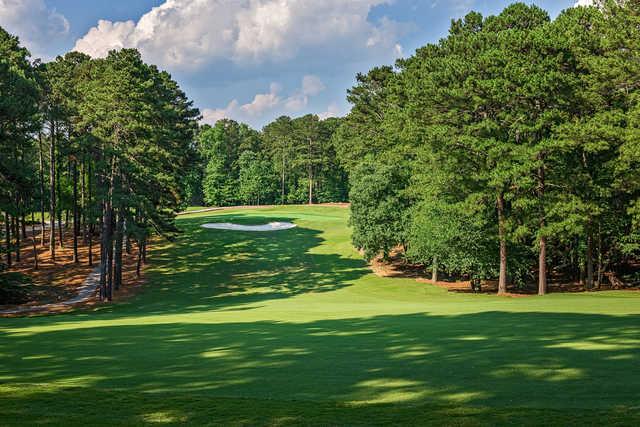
top-left (182, 206), bottom-right (209, 212)
top-left (1, 206), bottom-right (639, 426)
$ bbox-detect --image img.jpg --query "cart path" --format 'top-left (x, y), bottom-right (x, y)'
top-left (0, 266), bottom-right (100, 316)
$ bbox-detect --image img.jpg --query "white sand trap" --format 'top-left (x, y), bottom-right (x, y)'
top-left (201, 221), bottom-right (297, 232)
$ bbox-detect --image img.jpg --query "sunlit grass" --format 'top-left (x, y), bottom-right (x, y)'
top-left (1, 206), bottom-right (639, 425)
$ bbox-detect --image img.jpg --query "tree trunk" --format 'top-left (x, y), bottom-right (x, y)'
top-left (49, 123), bottom-right (56, 261)
top-left (4, 212), bottom-right (11, 268)
top-left (106, 209), bottom-right (115, 300)
top-left (136, 239), bottom-right (143, 278)
top-left (537, 161), bottom-right (547, 295)
top-left (539, 236), bottom-right (547, 295)
top-left (497, 192), bottom-right (508, 295)
top-left (114, 210), bottom-right (124, 291)
top-left (72, 160), bottom-right (79, 263)
top-left (432, 256), bottom-right (438, 283)
top-left (99, 206), bottom-right (108, 300)
top-left (99, 204), bottom-right (113, 301)
top-left (58, 209), bottom-right (64, 248)
top-left (597, 224), bottom-right (603, 288)
top-left (14, 215), bottom-right (20, 263)
top-left (57, 154), bottom-right (63, 248)
top-left (81, 159), bottom-right (86, 244)
top-left (281, 155), bottom-right (286, 205)
top-left (21, 214), bottom-right (27, 239)
top-left (99, 158), bottom-right (114, 300)
top-left (586, 233), bottom-right (594, 290)
top-left (124, 218), bottom-right (132, 255)
top-left (31, 212), bottom-right (38, 270)
top-left (88, 160), bottom-right (93, 266)
top-left (142, 237), bottom-right (147, 265)
top-left (38, 132), bottom-right (46, 247)
top-left (88, 224), bottom-right (94, 267)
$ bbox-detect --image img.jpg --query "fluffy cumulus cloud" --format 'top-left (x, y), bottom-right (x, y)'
top-left (0, 0), bottom-right (70, 59)
top-left (71, 0), bottom-right (409, 127)
top-left (73, 0), bottom-right (402, 70)
top-left (318, 102), bottom-right (343, 120)
top-left (202, 75), bottom-right (327, 126)
top-left (302, 75), bottom-right (326, 96)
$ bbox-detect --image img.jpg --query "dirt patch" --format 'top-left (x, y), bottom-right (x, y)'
top-left (0, 227), bottom-right (146, 317)
top-left (368, 250), bottom-right (510, 295)
top-left (368, 248), bottom-right (638, 297)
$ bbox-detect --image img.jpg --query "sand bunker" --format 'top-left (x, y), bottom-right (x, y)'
top-left (201, 222), bottom-right (297, 232)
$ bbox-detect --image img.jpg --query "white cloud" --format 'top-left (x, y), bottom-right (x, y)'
top-left (302, 75), bottom-right (325, 96)
top-left (394, 43), bottom-right (404, 58)
top-left (240, 83), bottom-right (282, 116)
top-left (73, 20), bottom-right (136, 58)
top-left (318, 102), bottom-right (343, 120)
top-left (202, 100), bottom-right (239, 124)
top-left (574, 0), bottom-right (595, 6)
top-left (284, 93), bottom-right (308, 111)
top-left (72, 0), bottom-right (401, 71)
top-left (202, 75), bottom-right (327, 125)
top-left (0, 0), bottom-right (70, 59)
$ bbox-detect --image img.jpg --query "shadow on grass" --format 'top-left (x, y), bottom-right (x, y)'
top-left (2, 212), bottom-right (639, 424)
top-left (113, 213), bottom-right (370, 316)
top-left (1, 312), bottom-right (639, 421)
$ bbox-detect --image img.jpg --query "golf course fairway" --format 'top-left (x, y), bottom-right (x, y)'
top-left (1, 206), bottom-right (639, 426)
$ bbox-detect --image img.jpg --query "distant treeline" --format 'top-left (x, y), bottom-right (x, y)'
top-left (186, 115), bottom-right (348, 207)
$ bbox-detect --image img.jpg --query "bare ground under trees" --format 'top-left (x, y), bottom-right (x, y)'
top-left (370, 248), bottom-right (640, 297)
top-left (0, 224), bottom-right (146, 316)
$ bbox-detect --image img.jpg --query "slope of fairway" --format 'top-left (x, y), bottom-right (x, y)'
top-left (1, 206), bottom-right (639, 426)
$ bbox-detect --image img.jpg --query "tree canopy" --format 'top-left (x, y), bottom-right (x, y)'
top-left (336, 1), bottom-right (640, 294)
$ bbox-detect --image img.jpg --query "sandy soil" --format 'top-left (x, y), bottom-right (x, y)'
top-left (201, 221), bottom-right (297, 231)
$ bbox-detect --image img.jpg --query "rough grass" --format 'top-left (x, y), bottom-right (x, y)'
top-left (1, 206), bottom-right (639, 426)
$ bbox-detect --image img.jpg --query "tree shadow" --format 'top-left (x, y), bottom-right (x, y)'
top-left (2, 211), bottom-right (640, 424)
top-left (107, 213), bottom-right (370, 316)
top-left (1, 311), bottom-right (639, 424)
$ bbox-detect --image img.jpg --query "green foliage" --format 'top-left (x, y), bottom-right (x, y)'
top-left (199, 120), bottom-right (268, 206)
top-left (197, 114), bottom-right (347, 207)
top-left (349, 160), bottom-right (411, 260)
top-left (342, 2), bottom-right (640, 288)
top-left (0, 26), bottom-right (39, 215)
top-left (1, 21), bottom-right (200, 297)
top-left (408, 200), bottom-right (498, 279)
top-left (238, 150), bottom-right (275, 205)
top-left (80, 49), bottom-right (199, 232)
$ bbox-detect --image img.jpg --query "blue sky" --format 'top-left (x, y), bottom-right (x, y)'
top-left (1, 0), bottom-right (579, 128)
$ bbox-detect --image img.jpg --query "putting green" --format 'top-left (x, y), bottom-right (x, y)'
top-left (1, 206), bottom-right (639, 425)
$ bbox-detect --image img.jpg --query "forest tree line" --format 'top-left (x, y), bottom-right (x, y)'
top-left (334, 1), bottom-right (640, 295)
top-left (185, 115), bottom-right (348, 207)
top-left (4, 1), bottom-right (640, 301)
top-left (0, 26), bottom-right (199, 301)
